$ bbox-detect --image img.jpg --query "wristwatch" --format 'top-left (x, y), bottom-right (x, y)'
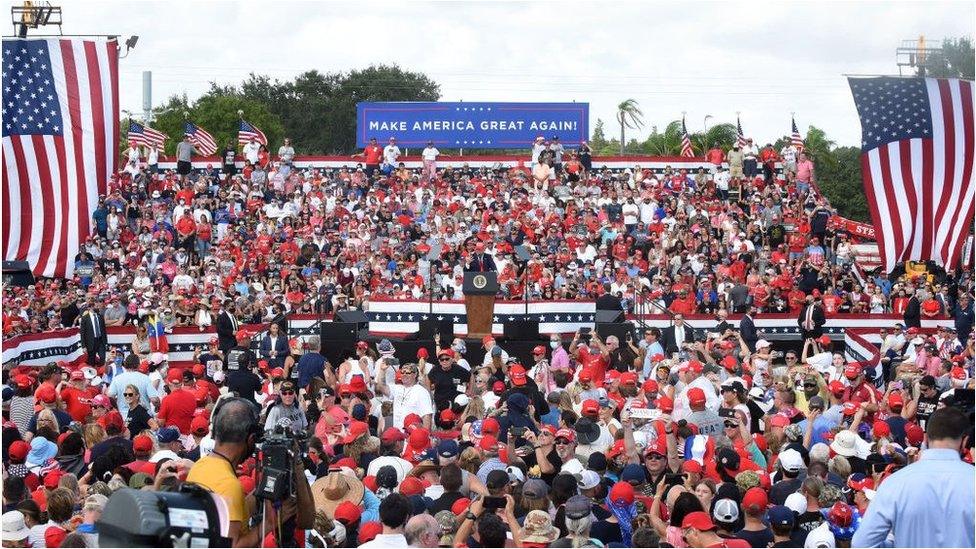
top-left (465, 511), bottom-right (477, 521)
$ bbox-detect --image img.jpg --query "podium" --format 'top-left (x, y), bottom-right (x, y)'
top-left (463, 272), bottom-right (498, 339)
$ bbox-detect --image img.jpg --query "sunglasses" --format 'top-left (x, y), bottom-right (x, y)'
top-left (646, 454), bottom-right (665, 460)
top-left (123, 393), bottom-right (135, 397)
top-left (555, 439), bottom-right (572, 446)
top-left (786, 356), bottom-right (798, 360)
top-left (280, 390), bottom-right (295, 395)
top-left (402, 370), bottom-right (418, 376)
top-left (803, 383), bottom-right (818, 389)
top-left (724, 421), bottom-right (739, 428)
top-left (438, 357), bottom-right (451, 362)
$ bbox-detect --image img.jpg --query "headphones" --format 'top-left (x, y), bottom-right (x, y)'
top-left (210, 395), bottom-right (263, 443)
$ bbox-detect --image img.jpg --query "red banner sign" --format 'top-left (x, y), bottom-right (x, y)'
top-left (830, 215), bottom-right (876, 241)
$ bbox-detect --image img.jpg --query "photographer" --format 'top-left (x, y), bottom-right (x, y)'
top-left (186, 398), bottom-right (313, 547)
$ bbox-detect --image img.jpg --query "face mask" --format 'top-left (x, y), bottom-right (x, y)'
top-left (550, 341), bottom-right (560, 349)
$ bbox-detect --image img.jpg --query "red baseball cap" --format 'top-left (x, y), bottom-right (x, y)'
top-left (951, 367), bottom-right (968, 380)
top-left (619, 372), bottom-right (638, 386)
top-left (439, 408), bottom-right (456, 424)
top-left (721, 355), bottom-right (738, 371)
top-left (768, 414), bottom-right (790, 428)
top-left (827, 380), bottom-right (846, 395)
top-left (842, 402), bottom-right (859, 416)
top-left (408, 428), bottom-right (431, 450)
top-left (906, 327), bottom-right (919, 335)
top-left (381, 427), bottom-right (406, 443)
top-left (478, 435), bottom-right (499, 452)
top-left (133, 434), bottom-right (154, 453)
top-left (37, 384), bottom-right (57, 404)
top-left (741, 487), bottom-right (769, 512)
top-left (43, 470), bottom-right (63, 490)
top-left (348, 376), bottom-right (368, 394)
top-left (98, 410), bottom-right (124, 431)
top-left (656, 396), bottom-right (674, 413)
top-left (818, 335), bottom-right (832, 345)
top-left (451, 498), bottom-right (472, 516)
top-left (416, 348), bottom-right (429, 360)
top-left (44, 526), bottom-right (67, 549)
top-left (554, 428), bottom-right (576, 442)
top-left (682, 460), bottom-right (703, 474)
top-left (404, 413), bottom-right (423, 430)
top-left (532, 345), bottom-right (547, 355)
top-left (334, 500), bottom-right (362, 525)
top-left (166, 369), bottom-right (184, 383)
top-left (681, 511), bottom-right (716, 531)
top-left (356, 341), bottom-right (369, 350)
top-left (191, 415), bottom-right (210, 436)
top-left (510, 365), bottom-right (528, 386)
top-left (270, 368), bottom-right (285, 379)
top-left (343, 421), bottom-right (369, 445)
top-left (482, 417), bottom-right (500, 435)
top-left (844, 363), bottom-right (862, 380)
top-left (191, 363), bottom-right (205, 377)
top-left (887, 393), bottom-right (904, 409)
top-left (9, 440), bottom-right (29, 462)
top-left (69, 370), bottom-right (85, 381)
top-left (581, 399), bottom-right (599, 417)
top-left (437, 348), bottom-right (455, 359)
top-left (399, 477), bottom-right (426, 497)
top-left (642, 379), bottom-right (659, 393)
top-left (358, 522), bottom-right (384, 544)
top-left (579, 368), bottom-right (593, 382)
top-left (687, 387), bottom-right (706, 407)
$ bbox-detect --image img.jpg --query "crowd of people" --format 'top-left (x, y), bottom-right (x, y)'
top-left (2, 135), bottom-right (973, 341)
top-left (1, 135), bottom-right (974, 548)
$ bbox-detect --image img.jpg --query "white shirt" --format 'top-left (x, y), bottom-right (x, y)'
top-left (383, 144), bottom-right (401, 165)
top-left (674, 377), bottom-right (721, 421)
top-left (422, 146), bottom-right (440, 161)
top-left (147, 147), bottom-right (159, 165)
top-left (243, 142), bottom-right (261, 164)
top-left (390, 383), bottom-right (433, 428)
top-left (714, 170), bottom-right (731, 190)
top-left (806, 351), bottom-right (833, 374)
top-left (361, 534), bottom-right (408, 548)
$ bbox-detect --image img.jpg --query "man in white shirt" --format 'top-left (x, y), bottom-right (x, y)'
top-left (530, 136), bottom-right (545, 166)
top-left (383, 137), bottom-right (401, 167)
top-left (421, 141), bottom-right (440, 182)
top-left (375, 360), bottom-right (433, 429)
top-left (714, 166), bottom-right (732, 201)
top-left (780, 143), bottom-right (798, 177)
top-left (242, 138), bottom-right (261, 165)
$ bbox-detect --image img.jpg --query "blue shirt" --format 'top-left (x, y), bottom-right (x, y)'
top-left (107, 370), bottom-right (159, 416)
top-left (296, 352), bottom-right (326, 388)
top-left (852, 448), bottom-right (974, 548)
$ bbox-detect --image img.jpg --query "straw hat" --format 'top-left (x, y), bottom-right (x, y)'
top-left (311, 471), bottom-right (365, 519)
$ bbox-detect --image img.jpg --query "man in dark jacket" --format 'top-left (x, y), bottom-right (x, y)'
top-left (797, 295), bottom-right (826, 340)
top-left (904, 290), bottom-right (922, 329)
top-left (79, 301), bottom-right (107, 365)
top-left (215, 300), bottom-right (240, 353)
top-left (500, 365), bottom-right (549, 422)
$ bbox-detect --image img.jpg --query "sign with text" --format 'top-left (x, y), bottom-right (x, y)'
top-left (356, 102), bottom-right (589, 148)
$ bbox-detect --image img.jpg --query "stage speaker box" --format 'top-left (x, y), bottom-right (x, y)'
top-left (2, 261), bottom-right (34, 287)
top-left (320, 322), bottom-right (359, 341)
top-left (503, 320), bottom-right (540, 341)
top-left (596, 321), bottom-right (636, 343)
top-left (419, 319), bottom-right (453, 341)
top-left (594, 309), bottom-right (625, 324)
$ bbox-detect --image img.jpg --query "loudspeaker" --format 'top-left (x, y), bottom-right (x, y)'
top-left (503, 320), bottom-right (540, 341)
top-left (320, 322), bottom-right (359, 341)
top-left (596, 321), bottom-right (636, 343)
top-left (419, 319), bottom-right (453, 341)
top-left (2, 261), bottom-right (34, 287)
top-left (335, 310), bottom-right (369, 325)
top-left (595, 309), bottom-right (624, 323)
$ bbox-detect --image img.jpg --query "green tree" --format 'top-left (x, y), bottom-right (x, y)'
top-left (918, 37), bottom-right (975, 79)
top-left (690, 123), bottom-right (739, 155)
top-left (590, 118), bottom-right (609, 150)
top-left (801, 125), bottom-right (870, 222)
top-left (151, 93), bottom-right (283, 156)
top-left (616, 99), bottom-right (644, 155)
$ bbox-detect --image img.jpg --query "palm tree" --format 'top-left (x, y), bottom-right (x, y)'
top-left (616, 99), bottom-right (644, 155)
top-left (645, 120), bottom-right (684, 156)
top-left (690, 123), bottom-right (738, 155)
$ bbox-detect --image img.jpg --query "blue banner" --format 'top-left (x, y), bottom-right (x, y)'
top-left (356, 102), bottom-right (589, 148)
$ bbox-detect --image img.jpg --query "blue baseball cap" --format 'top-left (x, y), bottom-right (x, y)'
top-left (620, 463), bottom-right (645, 483)
top-left (437, 440), bottom-right (459, 459)
top-left (156, 427), bottom-right (180, 444)
top-left (767, 505), bottom-right (795, 528)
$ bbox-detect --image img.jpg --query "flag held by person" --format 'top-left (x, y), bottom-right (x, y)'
top-left (736, 116), bottom-right (746, 148)
top-left (791, 116), bottom-right (804, 153)
top-left (2, 37), bottom-right (120, 279)
top-left (127, 120), bottom-right (167, 149)
top-left (184, 120), bottom-right (218, 156)
top-left (238, 119), bottom-right (267, 146)
top-left (680, 116), bottom-right (694, 158)
top-left (849, 76), bottom-right (975, 274)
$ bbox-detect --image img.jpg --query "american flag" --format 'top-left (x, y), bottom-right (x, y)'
top-left (2, 38), bottom-right (119, 279)
top-left (238, 119), bottom-right (267, 146)
top-left (736, 116), bottom-right (746, 147)
top-left (790, 117), bottom-right (804, 152)
top-left (849, 76), bottom-right (975, 273)
top-left (184, 120), bottom-right (217, 156)
top-left (127, 120), bottom-right (167, 149)
top-left (680, 116), bottom-right (694, 157)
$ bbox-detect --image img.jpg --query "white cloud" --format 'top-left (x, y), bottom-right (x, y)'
top-left (60, 1), bottom-right (974, 147)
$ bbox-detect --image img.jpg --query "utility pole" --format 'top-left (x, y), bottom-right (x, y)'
top-left (142, 71), bottom-right (152, 124)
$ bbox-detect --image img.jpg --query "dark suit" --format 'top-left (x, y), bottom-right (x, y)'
top-left (466, 253), bottom-right (496, 272)
top-left (739, 314), bottom-right (759, 352)
top-left (595, 294), bottom-right (624, 312)
top-left (79, 310), bottom-right (107, 365)
top-left (797, 303), bottom-right (826, 340)
top-left (903, 296), bottom-right (921, 328)
top-left (662, 323), bottom-right (696, 355)
top-left (259, 334), bottom-right (290, 368)
top-left (216, 310), bottom-right (239, 352)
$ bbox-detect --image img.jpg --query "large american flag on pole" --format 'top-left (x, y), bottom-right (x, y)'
top-left (238, 119), bottom-right (267, 146)
top-left (127, 120), bottom-right (167, 148)
top-left (736, 116), bottom-right (746, 147)
top-left (184, 120), bottom-right (217, 155)
top-left (849, 76), bottom-right (975, 273)
top-left (680, 116), bottom-right (694, 158)
top-left (2, 38), bottom-right (119, 279)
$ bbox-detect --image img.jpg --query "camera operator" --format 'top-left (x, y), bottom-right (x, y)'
top-left (225, 331), bottom-right (262, 404)
top-left (186, 398), bottom-right (313, 547)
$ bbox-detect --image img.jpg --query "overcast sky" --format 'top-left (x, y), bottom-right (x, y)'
top-left (51, 1), bottom-right (976, 147)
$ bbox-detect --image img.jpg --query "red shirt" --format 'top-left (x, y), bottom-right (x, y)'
top-left (158, 389), bottom-right (197, 435)
top-left (60, 385), bottom-right (92, 422)
top-left (363, 145), bottom-right (382, 165)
